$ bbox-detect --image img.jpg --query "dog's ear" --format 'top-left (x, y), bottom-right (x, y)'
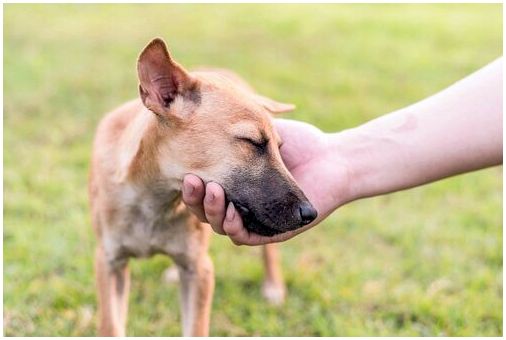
top-left (137, 38), bottom-right (197, 117)
top-left (254, 94), bottom-right (295, 114)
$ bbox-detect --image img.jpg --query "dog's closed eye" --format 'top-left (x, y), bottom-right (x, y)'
top-left (236, 136), bottom-right (269, 151)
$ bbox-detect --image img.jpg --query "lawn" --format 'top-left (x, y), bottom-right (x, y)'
top-left (3, 4), bottom-right (502, 336)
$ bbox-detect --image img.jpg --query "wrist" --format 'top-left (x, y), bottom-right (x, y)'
top-left (324, 125), bottom-right (396, 205)
top-left (318, 128), bottom-right (365, 208)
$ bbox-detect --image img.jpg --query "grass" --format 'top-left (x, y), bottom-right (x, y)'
top-left (3, 4), bottom-right (503, 336)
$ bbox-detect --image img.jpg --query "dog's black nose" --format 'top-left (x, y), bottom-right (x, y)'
top-left (298, 202), bottom-right (317, 225)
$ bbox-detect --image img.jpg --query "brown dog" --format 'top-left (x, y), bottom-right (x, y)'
top-left (88, 38), bottom-right (317, 336)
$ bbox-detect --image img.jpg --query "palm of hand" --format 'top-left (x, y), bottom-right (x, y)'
top-left (275, 119), bottom-right (350, 222)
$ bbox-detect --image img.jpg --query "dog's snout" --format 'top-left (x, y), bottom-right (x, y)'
top-left (298, 201), bottom-right (317, 225)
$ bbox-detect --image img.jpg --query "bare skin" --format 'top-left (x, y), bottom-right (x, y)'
top-left (183, 58), bottom-right (503, 246)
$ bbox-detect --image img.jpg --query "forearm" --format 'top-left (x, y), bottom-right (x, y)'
top-left (181, 59), bottom-right (502, 245)
top-left (332, 58), bottom-right (502, 203)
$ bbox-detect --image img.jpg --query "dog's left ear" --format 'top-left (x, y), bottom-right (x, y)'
top-left (137, 38), bottom-right (197, 117)
top-left (254, 94), bottom-right (295, 114)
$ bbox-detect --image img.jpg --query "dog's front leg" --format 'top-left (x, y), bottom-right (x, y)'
top-left (177, 254), bottom-right (214, 336)
top-left (95, 246), bottom-right (130, 336)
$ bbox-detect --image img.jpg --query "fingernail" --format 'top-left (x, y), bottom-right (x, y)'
top-left (183, 181), bottom-right (194, 195)
top-left (226, 202), bottom-right (235, 221)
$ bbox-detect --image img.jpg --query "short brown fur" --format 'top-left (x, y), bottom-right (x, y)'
top-left (89, 38), bottom-right (313, 336)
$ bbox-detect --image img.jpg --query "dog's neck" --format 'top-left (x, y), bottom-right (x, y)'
top-left (117, 108), bottom-right (183, 199)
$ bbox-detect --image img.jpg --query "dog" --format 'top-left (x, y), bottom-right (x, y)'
top-left (88, 38), bottom-right (317, 336)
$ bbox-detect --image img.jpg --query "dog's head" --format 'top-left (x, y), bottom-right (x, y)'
top-left (137, 38), bottom-right (317, 236)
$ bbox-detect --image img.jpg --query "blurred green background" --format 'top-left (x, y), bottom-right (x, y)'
top-left (4, 4), bottom-right (502, 336)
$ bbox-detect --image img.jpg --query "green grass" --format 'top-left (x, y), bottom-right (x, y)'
top-left (3, 4), bottom-right (502, 336)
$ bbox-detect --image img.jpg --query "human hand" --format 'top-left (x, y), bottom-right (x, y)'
top-left (184, 58), bottom-right (504, 246)
top-left (182, 118), bottom-right (352, 245)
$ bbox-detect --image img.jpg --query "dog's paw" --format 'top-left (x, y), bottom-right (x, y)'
top-left (262, 281), bottom-right (286, 305)
top-left (163, 266), bottom-right (180, 284)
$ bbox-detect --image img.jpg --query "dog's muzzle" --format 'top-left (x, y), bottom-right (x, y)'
top-left (232, 200), bottom-right (317, 237)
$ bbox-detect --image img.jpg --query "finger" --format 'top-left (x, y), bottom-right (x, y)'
top-left (203, 182), bottom-right (226, 235)
top-left (181, 174), bottom-right (207, 222)
top-left (222, 202), bottom-right (248, 245)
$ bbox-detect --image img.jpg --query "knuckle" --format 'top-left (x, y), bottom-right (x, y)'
top-left (205, 204), bottom-right (219, 216)
top-left (184, 194), bottom-right (202, 206)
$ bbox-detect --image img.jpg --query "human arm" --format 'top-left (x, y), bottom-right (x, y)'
top-left (183, 58), bottom-right (503, 245)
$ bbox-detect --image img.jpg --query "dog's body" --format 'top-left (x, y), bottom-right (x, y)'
top-left (89, 38), bottom-right (317, 336)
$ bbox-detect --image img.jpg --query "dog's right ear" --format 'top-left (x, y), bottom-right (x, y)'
top-left (254, 94), bottom-right (296, 114)
top-left (137, 38), bottom-right (196, 117)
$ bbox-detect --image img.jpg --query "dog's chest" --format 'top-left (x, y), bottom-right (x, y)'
top-left (104, 184), bottom-right (194, 264)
